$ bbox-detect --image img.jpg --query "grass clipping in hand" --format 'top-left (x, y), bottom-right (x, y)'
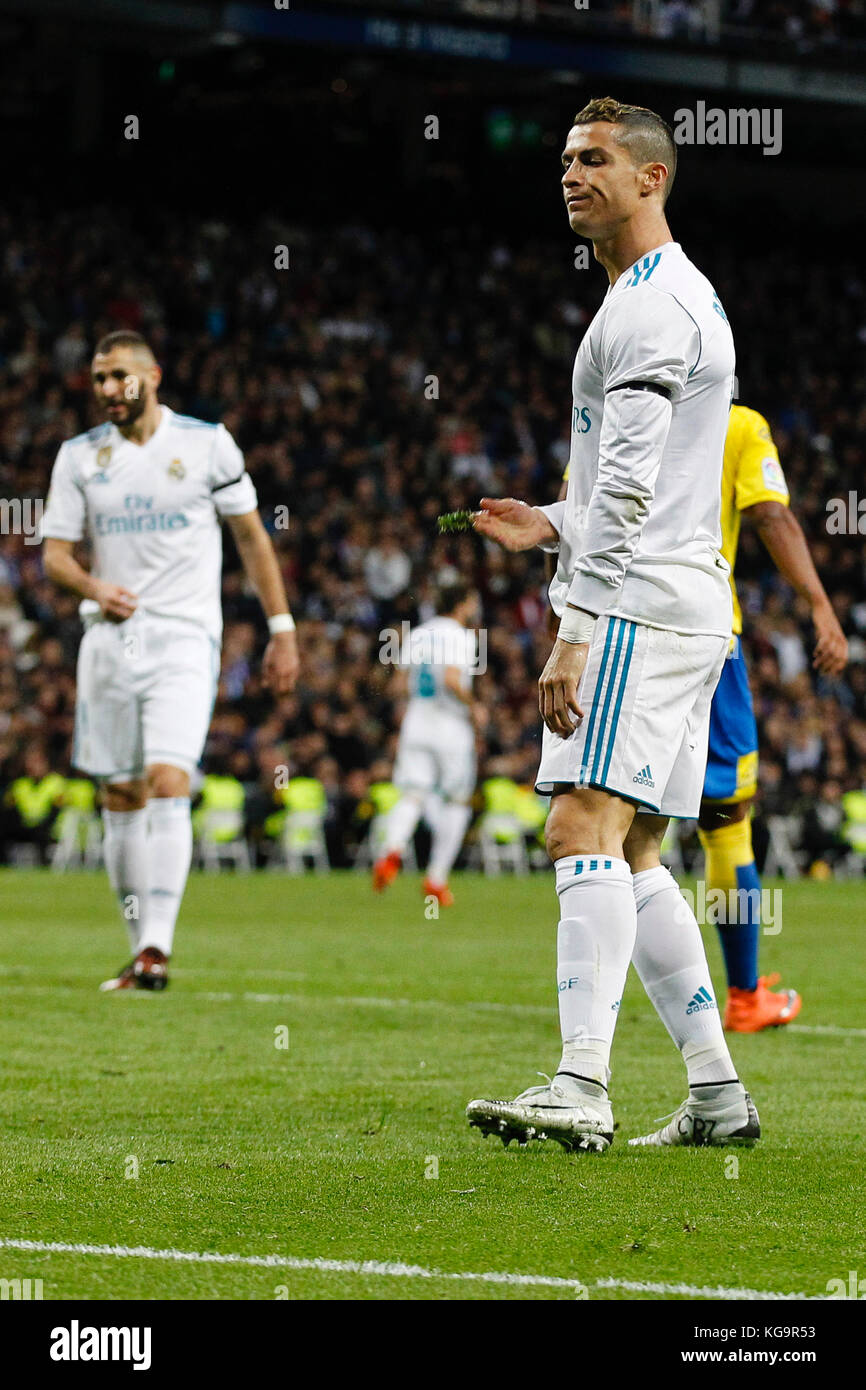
top-left (437, 510), bottom-right (476, 534)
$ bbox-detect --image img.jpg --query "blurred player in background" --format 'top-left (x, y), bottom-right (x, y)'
top-left (466, 97), bottom-right (758, 1152)
top-left (372, 582), bottom-right (485, 907)
top-left (698, 404), bottom-right (847, 1030)
top-left (41, 331), bottom-right (299, 991)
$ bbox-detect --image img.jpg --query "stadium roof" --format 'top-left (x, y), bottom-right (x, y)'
top-left (1, 0), bottom-right (866, 102)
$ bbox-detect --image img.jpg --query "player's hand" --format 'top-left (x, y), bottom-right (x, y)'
top-left (539, 639), bottom-right (587, 737)
top-left (473, 498), bottom-right (557, 552)
top-left (811, 601), bottom-right (848, 676)
top-left (262, 632), bottom-right (300, 696)
top-left (93, 580), bottom-right (138, 623)
top-left (471, 703), bottom-right (489, 734)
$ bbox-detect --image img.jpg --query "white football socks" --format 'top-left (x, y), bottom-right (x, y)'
top-left (101, 807), bottom-right (149, 952)
top-left (383, 792), bottom-right (424, 856)
top-left (139, 797), bottom-right (193, 958)
top-left (631, 865), bottom-right (737, 1088)
top-left (554, 855), bottom-right (637, 1091)
top-left (427, 801), bottom-right (471, 885)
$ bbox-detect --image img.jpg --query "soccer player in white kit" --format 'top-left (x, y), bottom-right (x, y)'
top-left (372, 583), bottom-right (484, 907)
top-left (466, 98), bottom-right (759, 1150)
top-left (41, 331), bottom-right (299, 991)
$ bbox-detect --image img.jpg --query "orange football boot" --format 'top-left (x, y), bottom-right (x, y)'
top-left (423, 878), bottom-right (454, 908)
top-left (372, 850), bottom-right (402, 892)
top-left (724, 973), bottom-right (801, 1032)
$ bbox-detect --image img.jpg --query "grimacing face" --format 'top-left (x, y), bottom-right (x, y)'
top-left (561, 121), bottom-right (664, 240)
top-left (91, 347), bottom-right (158, 428)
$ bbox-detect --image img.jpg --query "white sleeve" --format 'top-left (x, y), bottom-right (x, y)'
top-left (209, 424), bottom-right (258, 517)
top-left (41, 443), bottom-right (86, 541)
top-left (567, 289), bottom-right (698, 616)
top-left (601, 285), bottom-right (699, 399)
top-left (536, 500), bottom-right (565, 551)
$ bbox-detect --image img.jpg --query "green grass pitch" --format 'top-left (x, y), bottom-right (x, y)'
top-left (0, 868), bottom-right (863, 1301)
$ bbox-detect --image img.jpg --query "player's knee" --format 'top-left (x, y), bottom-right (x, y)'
top-left (545, 823), bottom-right (569, 861)
top-left (399, 788), bottom-right (425, 806)
top-left (623, 814), bottom-right (668, 872)
top-left (102, 780), bottom-right (146, 813)
top-left (544, 796), bottom-right (591, 860)
top-left (545, 787), bottom-right (634, 860)
top-left (146, 764), bottom-right (190, 800)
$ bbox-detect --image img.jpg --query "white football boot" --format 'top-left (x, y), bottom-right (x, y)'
top-left (466, 1073), bottom-right (614, 1153)
top-left (629, 1081), bottom-right (760, 1148)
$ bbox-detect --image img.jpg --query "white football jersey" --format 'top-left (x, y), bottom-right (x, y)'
top-left (542, 241), bottom-right (735, 638)
top-left (401, 617), bottom-right (476, 727)
top-left (41, 406), bottom-right (258, 641)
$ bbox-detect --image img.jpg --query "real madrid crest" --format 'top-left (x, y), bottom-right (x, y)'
top-left (168, 458), bottom-right (186, 480)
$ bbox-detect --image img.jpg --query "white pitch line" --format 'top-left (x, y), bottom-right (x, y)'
top-left (593, 1277), bottom-right (825, 1301)
top-left (787, 1023), bottom-right (866, 1039)
top-left (198, 990), bottom-right (551, 1016)
top-left (0, 1239), bottom-right (824, 1299)
top-left (0, 1239), bottom-right (583, 1291)
top-left (2, 977), bottom-right (865, 1037)
top-left (196, 992), bottom-right (866, 1038)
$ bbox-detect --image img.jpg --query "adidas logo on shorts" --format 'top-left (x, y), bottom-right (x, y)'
top-left (632, 763), bottom-right (655, 788)
top-left (686, 985), bottom-right (716, 1015)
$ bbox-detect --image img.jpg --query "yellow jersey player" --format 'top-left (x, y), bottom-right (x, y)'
top-left (697, 404), bottom-right (847, 1031)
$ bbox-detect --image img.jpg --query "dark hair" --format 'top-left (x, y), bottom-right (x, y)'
top-left (439, 580), bottom-right (474, 616)
top-left (572, 96), bottom-right (677, 203)
top-left (93, 330), bottom-right (155, 359)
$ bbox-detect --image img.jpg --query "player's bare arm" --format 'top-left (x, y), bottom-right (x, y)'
top-left (538, 623), bottom-right (589, 737)
top-left (389, 667), bottom-right (409, 701)
top-left (43, 537), bottom-right (138, 622)
top-left (444, 666), bottom-right (488, 732)
top-left (745, 499), bottom-right (848, 675)
top-left (471, 495), bottom-right (588, 731)
top-left (225, 510), bottom-right (300, 695)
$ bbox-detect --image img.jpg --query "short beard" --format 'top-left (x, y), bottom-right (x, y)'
top-left (106, 388), bottom-right (148, 430)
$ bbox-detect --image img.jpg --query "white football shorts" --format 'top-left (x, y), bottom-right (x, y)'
top-left (535, 614), bottom-right (728, 818)
top-left (393, 708), bottom-right (476, 803)
top-left (73, 611), bottom-right (220, 781)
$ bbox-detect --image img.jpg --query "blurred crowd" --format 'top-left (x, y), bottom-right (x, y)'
top-left (0, 206), bottom-right (865, 872)
top-left (459, 1), bottom-right (866, 49)
top-left (640, 0), bottom-right (866, 46)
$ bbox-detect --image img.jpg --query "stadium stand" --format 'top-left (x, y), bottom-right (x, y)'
top-left (0, 206), bottom-right (864, 873)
